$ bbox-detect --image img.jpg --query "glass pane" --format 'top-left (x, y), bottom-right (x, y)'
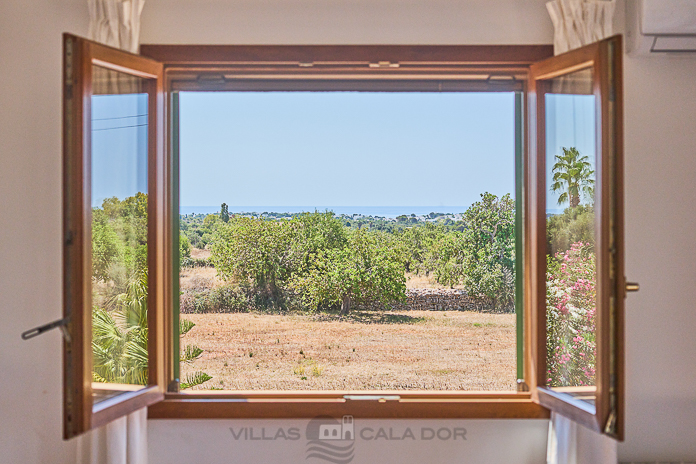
top-left (544, 68), bottom-right (597, 401)
top-left (90, 66), bottom-right (149, 403)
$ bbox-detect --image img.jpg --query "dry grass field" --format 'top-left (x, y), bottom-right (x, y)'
top-left (179, 248), bottom-right (516, 391)
top-left (180, 310), bottom-right (516, 391)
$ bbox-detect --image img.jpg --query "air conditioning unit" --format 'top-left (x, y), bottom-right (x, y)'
top-left (627, 0), bottom-right (696, 55)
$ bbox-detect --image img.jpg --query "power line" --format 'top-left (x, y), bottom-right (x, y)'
top-left (92, 123), bottom-right (148, 132)
top-left (92, 114), bottom-right (148, 121)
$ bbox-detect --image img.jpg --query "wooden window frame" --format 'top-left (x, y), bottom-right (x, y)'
top-left (61, 35), bottom-right (628, 437)
top-left (138, 43), bottom-right (554, 421)
top-left (62, 34), bottom-right (169, 439)
top-left (527, 36), bottom-right (625, 439)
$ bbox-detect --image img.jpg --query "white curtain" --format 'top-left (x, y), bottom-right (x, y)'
top-left (546, 0), bottom-right (616, 55)
top-left (88, 0), bottom-right (145, 53)
top-left (547, 412), bottom-right (617, 464)
top-left (77, 407), bottom-right (148, 464)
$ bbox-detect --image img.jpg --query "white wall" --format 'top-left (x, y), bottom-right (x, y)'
top-left (2, 0), bottom-right (695, 462)
top-left (149, 418), bottom-right (548, 464)
top-left (0, 1), bottom-right (87, 462)
top-left (619, 53), bottom-right (696, 460)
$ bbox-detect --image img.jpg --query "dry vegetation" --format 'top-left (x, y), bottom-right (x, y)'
top-left (180, 310), bottom-right (516, 391)
top-left (405, 272), bottom-right (465, 290)
top-left (179, 250), bottom-right (516, 391)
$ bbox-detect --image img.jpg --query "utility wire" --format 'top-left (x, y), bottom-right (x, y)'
top-left (92, 114), bottom-right (148, 121)
top-left (92, 123), bottom-right (148, 132)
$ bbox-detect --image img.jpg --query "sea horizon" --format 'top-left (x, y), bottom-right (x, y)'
top-left (179, 205), bottom-right (471, 218)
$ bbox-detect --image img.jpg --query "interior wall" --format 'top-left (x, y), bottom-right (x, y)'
top-left (0, 0), bottom-right (87, 462)
top-left (617, 52), bottom-right (696, 461)
top-left (2, 0), bottom-right (696, 462)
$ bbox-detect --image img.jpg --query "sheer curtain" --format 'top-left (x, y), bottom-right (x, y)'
top-left (544, 2), bottom-right (618, 461)
top-left (546, 0), bottom-right (616, 55)
top-left (77, 408), bottom-right (148, 464)
top-left (547, 412), bottom-right (617, 464)
top-left (80, 2), bottom-right (148, 463)
top-left (88, 0), bottom-right (145, 53)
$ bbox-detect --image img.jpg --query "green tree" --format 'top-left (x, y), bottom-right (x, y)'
top-left (220, 203), bottom-right (230, 223)
top-left (180, 234), bottom-right (192, 260)
top-left (203, 213), bottom-right (219, 229)
top-left (427, 193), bottom-right (515, 310)
top-left (92, 273), bottom-right (149, 384)
top-left (551, 147), bottom-right (595, 208)
top-left (92, 272), bottom-right (211, 388)
top-left (397, 222), bottom-right (446, 274)
top-left (92, 209), bottom-right (120, 282)
top-left (292, 229), bottom-right (406, 315)
top-left (460, 192), bottom-right (515, 310)
top-left (179, 318), bottom-right (212, 389)
top-left (288, 211), bottom-right (348, 275)
top-left (546, 204), bottom-right (595, 257)
top-left (210, 216), bottom-right (295, 307)
top-left (429, 230), bottom-right (467, 287)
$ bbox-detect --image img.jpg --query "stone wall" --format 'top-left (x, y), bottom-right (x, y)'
top-left (355, 288), bottom-right (504, 313)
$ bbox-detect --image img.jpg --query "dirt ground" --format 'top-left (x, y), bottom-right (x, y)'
top-left (180, 310), bottom-right (516, 391)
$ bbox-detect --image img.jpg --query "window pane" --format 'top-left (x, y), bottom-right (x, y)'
top-left (177, 91), bottom-right (519, 391)
top-left (544, 68), bottom-right (597, 401)
top-left (91, 66), bottom-right (149, 403)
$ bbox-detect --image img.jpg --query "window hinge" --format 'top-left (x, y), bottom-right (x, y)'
top-left (344, 394), bottom-right (400, 402)
top-left (516, 380), bottom-right (529, 392)
top-left (22, 317), bottom-right (70, 342)
top-left (603, 410), bottom-right (617, 436)
top-left (168, 379), bottom-right (180, 393)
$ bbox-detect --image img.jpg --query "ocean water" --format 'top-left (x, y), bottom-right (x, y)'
top-left (179, 205), bottom-right (470, 218)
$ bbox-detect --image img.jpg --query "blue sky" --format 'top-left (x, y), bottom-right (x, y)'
top-left (178, 91), bottom-right (516, 210)
top-left (91, 93), bottom-right (148, 207)
top-left (89, 90), bottom-right (596, 215)
top-left (544, 93), bottom-right (596, 212)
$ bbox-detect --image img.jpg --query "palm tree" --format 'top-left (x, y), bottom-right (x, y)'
top-left (92, 272), bottom-right (211, 389)
top-left (551, 147), bottom-right (595, 208)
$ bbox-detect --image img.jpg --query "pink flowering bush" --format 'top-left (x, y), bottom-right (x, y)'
top-left (546, 241), bottom-right (596, 387)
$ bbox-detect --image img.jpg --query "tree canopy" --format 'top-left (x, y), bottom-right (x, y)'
top-left (200, 192), bottom-right (517, 313)
top-left (551, 147), bottom-right (595, 208)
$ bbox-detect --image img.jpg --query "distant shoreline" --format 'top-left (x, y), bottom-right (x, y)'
top-left (179, 205), bottom-right (471, 219)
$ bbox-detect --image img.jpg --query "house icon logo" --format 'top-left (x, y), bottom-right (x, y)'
top-left (305, 415), bottom-right (355, 463)
top-left (319, 415), bottom-right (354, 441)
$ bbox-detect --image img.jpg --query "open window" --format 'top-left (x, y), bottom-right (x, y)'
top-left (526, 36), bottom-right (625, 439)
top-left (62, 34), bottom-right (626, 439)
top-left (62, 34), bottom-right (169, 438)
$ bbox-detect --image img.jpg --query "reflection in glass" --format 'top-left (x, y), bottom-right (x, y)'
top-left (90, 66), bottom-right (149, 402)
top-left (544, 68), bottom-right (597, 393)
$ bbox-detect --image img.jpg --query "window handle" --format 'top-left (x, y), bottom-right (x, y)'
top-left (625, 282), bottom-right (640, 293)
top-left (21, 317), bottom-right (70, 342)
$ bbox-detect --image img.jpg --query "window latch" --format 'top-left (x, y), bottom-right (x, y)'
top-left (625, 281), bottom-right (640, 292)
top-left (343, 395), bottom-right (401, 402)
top-left (22, 317), bottom-right (70, 342)
top-left (368, 61), bottom-right (399, 68)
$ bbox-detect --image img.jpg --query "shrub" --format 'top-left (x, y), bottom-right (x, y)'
top-left (546, 241), bottom-right (596, 387)
top-left (180, 256), bottom-right (213, 268)
top-left (180, 234), bottom-right (191, 260)
top-left (546, 205), bottom-right (595, 258)
top-left (180, 284), bottom-right (248, 313)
